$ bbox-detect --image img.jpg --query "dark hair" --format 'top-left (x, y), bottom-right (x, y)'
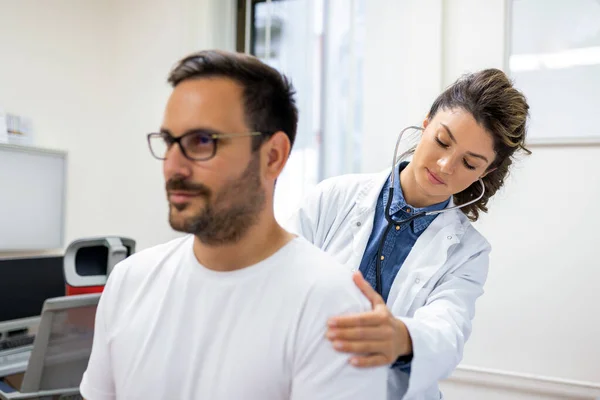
top-left (427, 68), bottom-right (531, 221)
top-left (167, 50), bottom-right (298, 151)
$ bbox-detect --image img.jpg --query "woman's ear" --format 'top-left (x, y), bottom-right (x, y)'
top-left (422, 117), bottom-right (430, 130)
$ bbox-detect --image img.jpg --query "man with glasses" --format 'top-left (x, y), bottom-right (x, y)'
top-left (79, 50), bottom-right (386, 400)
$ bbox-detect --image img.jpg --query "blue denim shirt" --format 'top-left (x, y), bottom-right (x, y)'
top-left (358, 162), bottom-right (449, 371)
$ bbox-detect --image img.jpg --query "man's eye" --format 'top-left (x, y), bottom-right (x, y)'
top-left (189, 133), bottom-right (214, 146)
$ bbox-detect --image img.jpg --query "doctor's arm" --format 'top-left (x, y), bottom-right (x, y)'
top-left (284, 187), bottom-right (322, 244)
top-left (283, 178), bottom-right (345, 247)
top-left (328, 245), bottom-right (490, 396)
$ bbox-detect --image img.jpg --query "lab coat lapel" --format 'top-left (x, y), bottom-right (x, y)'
top-left (388, 203), bottom-right (465, 313)
top-left (349, 170), bottom-right (390, 270)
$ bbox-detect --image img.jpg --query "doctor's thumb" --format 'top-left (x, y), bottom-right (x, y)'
top-left (352, 271), bottom-right (382, 304)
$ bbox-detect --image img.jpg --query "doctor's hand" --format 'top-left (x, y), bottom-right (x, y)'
top-left (326, 271), bottom-right (413, 368)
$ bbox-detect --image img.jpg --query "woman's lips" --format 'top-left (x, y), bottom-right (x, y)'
top-left (426, 168), bottom-right (445, 185)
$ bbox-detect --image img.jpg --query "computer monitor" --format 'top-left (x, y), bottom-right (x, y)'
top-left (0, 294), bottom-right (99, 399)
top-left (0, 256), bottom-right (65, 325)
top-left (20, 294), bottom-right (100, 393)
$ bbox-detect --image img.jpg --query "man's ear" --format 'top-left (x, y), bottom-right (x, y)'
top-left (261, 131), bottom-right (290, 180)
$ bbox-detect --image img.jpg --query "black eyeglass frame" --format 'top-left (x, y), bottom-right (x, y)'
top-left (147, 130), bottom-right (268, 161)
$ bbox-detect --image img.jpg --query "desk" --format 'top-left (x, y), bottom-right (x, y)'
top-left (0, 349), bottom-right (30, 378)
top-left (0, 318), bottom-right (37, 379)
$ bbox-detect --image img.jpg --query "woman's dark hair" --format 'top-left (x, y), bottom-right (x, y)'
top-left (426, 68), bottom-right (531, 221)
top-left (167, 49), bottom-right (298, 151)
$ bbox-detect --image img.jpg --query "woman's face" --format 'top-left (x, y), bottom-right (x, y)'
top-left (407, 108), bottom-right (496, 206)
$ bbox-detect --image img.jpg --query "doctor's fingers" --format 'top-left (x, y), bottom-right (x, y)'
top-left (349, 354), bottom-right (391, 368)
top-left (330, 339), bottom-right (392, 361)
top-left (326, 326), bottom-right (393, 341)
top-left (328, 306), bottom-right (389, 328)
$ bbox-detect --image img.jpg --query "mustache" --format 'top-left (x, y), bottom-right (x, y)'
top-left (166, 177), bottom-right (211, 196)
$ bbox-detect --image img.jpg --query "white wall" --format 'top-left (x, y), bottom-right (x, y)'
top-left (0, 0), bottom-right (236, 252)
top-left (444, 0), bottom-right (600, 385)
top-left (0, 0), bottom-right (117, 251)
top-left (362, 0), bottom-right (600, 398)
top-left (362, 0), bottom-right (443, 174)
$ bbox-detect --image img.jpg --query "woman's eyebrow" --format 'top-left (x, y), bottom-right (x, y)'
top-left (440, 123), bottom-right (489, 163)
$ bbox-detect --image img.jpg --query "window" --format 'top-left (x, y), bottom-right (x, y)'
top-left (508, 0), bottom-right (600, 144)
top-left (237, 0), bottom-right (365, 221)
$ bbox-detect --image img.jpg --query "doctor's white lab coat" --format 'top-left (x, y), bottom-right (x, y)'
top-left (284, 169), bottom-right (491, 400)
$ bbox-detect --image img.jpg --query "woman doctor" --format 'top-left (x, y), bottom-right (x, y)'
top-left (285, 68), bottom-right (531, 399)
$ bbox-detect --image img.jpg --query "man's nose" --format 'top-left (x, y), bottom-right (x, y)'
top-left (163, 144), bottom-right (192, 179)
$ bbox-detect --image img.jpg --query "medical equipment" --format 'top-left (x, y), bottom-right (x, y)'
top-left (374, 126), bottom-right (486, 295)
top-left (63, 236), bottom-right (135, 296)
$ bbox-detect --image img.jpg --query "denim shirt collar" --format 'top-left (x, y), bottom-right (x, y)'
top-left (381, 162), bottom-right (450, 233)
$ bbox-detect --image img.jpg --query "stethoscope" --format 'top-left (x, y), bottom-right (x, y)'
top-left (374, 126), bottom-right (486, 296)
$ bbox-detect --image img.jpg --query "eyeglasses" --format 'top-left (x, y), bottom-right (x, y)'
top-left (147, 130), bottom-right (266, 161)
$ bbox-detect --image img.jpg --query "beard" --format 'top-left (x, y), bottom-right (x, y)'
top-left (166, 154), bottom-right (266, 246)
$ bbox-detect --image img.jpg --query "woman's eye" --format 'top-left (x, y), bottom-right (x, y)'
top-left (435, 137), bottom-right (449, 148)
top-left (435, 136), bottom-right (477, 170)
top-left (463, 160), bottom-right (476, 170)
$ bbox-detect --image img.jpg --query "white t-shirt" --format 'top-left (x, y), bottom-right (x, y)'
top-left (80, 235), bottom-right (387, 400)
